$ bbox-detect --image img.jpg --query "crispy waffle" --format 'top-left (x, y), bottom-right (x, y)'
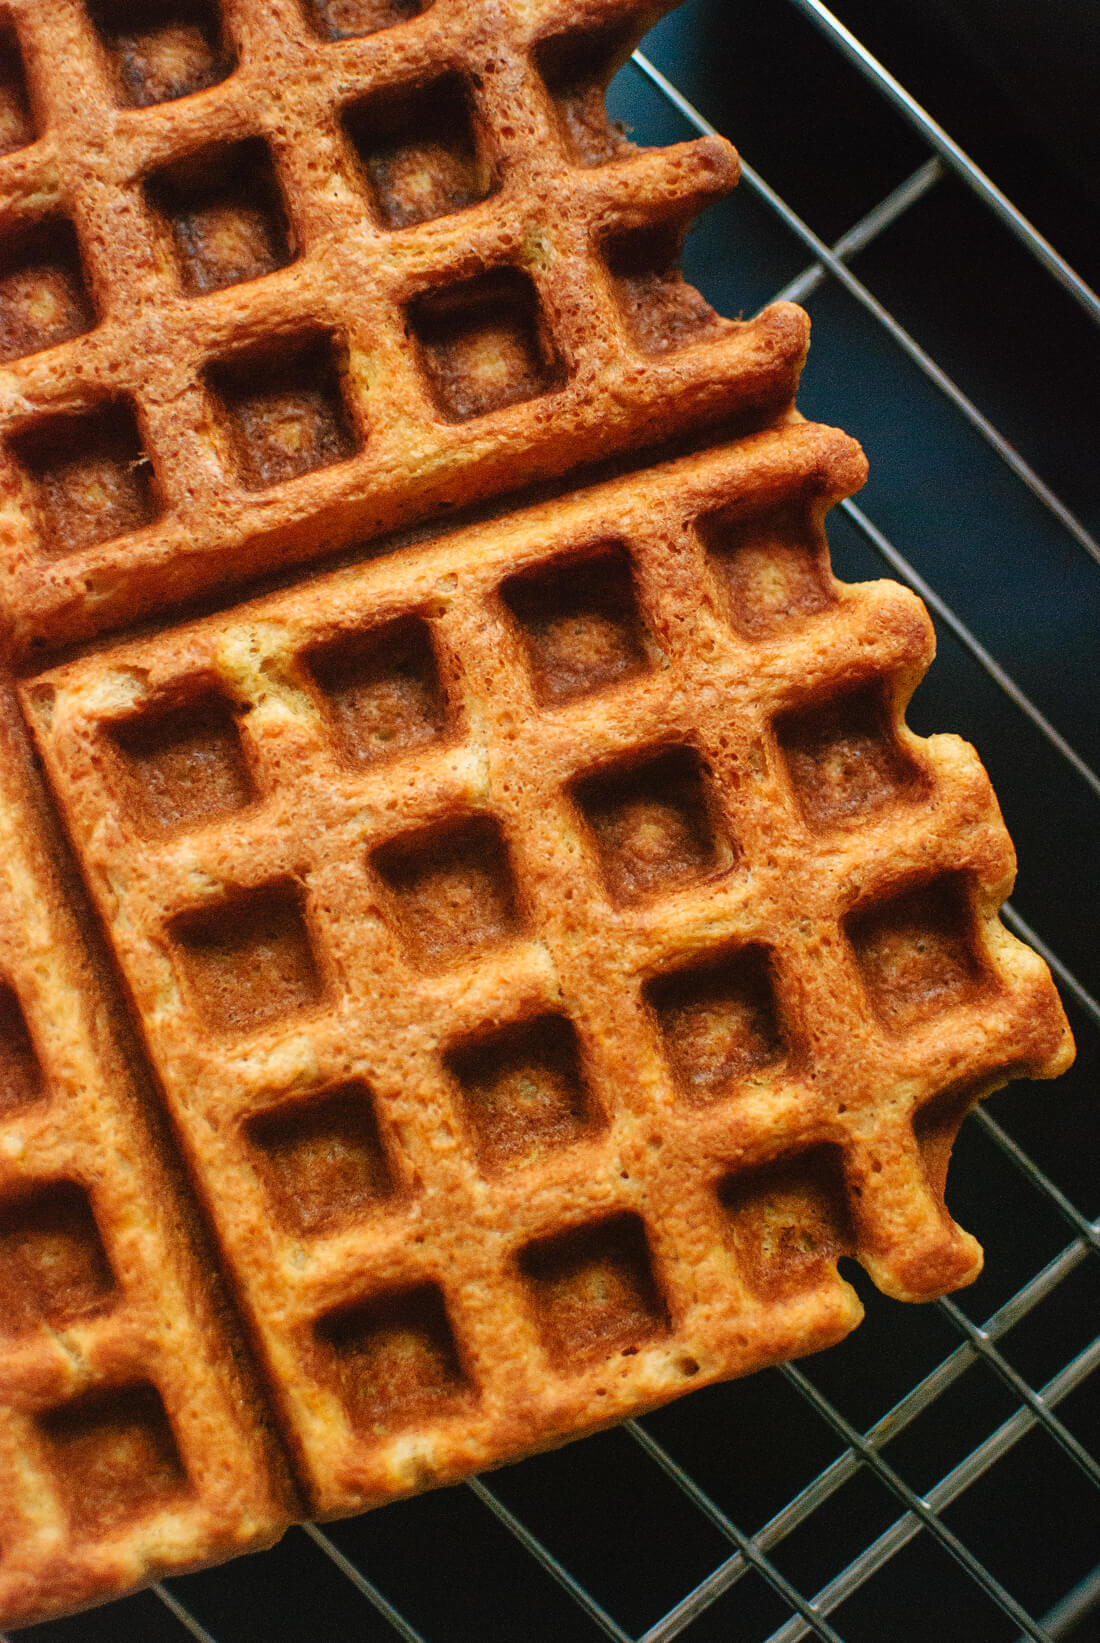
top-left (0, 0), bottom-right (1074, 1630)
top-left (0, 0), bottom-right (809, 651)
top-left (0, 691), bottom-right (293, 1627)
top-left (23, 420), bottom-right (1071, 1541)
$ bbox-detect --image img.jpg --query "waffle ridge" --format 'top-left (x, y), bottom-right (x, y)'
top-left (25, 421), bottom-right (1072, 1527)
top-left (0, 0), bottom-right (1074, 1629)
top-left (0, 692), bottom-right (294, 1629)
top-left (0, 0), bottom-right (808, 651)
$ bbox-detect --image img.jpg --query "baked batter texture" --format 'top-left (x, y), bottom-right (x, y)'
top-left (0, 0), bottom-right (1072, 1626)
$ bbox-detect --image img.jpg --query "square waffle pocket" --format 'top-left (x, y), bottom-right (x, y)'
top-left (0, 0), bottom-right (808, 650)
top-left (0, 0), bottom-right (1074, 1628)
top-left (0, 691), bottom-right (293, 1629)
top-left (22, 422), bottom-right (1071, 1543)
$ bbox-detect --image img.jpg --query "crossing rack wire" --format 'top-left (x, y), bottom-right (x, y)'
top-left (17, 1), bottom-right (1100, 1640)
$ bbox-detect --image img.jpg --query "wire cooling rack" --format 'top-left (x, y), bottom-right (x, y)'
top-left (19, 2), bottom-right (1100, 1639)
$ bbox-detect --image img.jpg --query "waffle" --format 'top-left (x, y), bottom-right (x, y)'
top-left (0, 688), bottom-right (294, 1627)
top-left (23, 420), bottom-right (1071, 1538)
top-left (0, 0), bottom-right (1074, 1630)
top-left (0, 0), bottom-right (809, 653)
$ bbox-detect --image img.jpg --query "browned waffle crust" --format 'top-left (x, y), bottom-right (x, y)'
top-left (0, 693), bottom-right (294, 1623)
top-left (10, 421), bottom-right (1072, 1616)
top-left (0, 0), bottom-right (1073, 1629)
top-left (0, 0), bottom-right (808, 649)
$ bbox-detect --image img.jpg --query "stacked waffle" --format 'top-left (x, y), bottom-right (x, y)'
top-left (0, 0), bottom-right (1072, 1627)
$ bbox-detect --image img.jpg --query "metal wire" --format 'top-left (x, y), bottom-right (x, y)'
top-left (782, 0), bottom-right (1100, 325)
top-left (632, 50), bottom-right (1100, 568)
top-left (974, 1112), bottom-right (1100, 1257)
top-left (618, 37), bottom-right (1099, 1640)
top-left (153, 1585), bottom-right (220, 1643)
top-left (835, 497), bottom-right (1100, 802)
top-left (628, 1423), bottom-right (845, 1643)
top-left (935, 1296), bottom-right (1100, 1491)
top-left (42, 13), bottom-right (1097, 1643)
top-left (778, 1364), bottom-right (1056, 1642)
top-left (296, 33), bottom-right (1100, 1643)
top-left (633, 1228), bottom-right (1096, 1641)
top-left (1000, 905), bottom-right (1100, 1034)
top-left (464, 1476), bottom-right (635, 1643)
top-left (768, 1336), bottom-right (1100, 1643)
top-left (773, 156), bottom-right (944, 305)
top-left (1026, 1564), bottom-right (1100, 1643)
top-left (301, 1525), bottom-right (431, 1643)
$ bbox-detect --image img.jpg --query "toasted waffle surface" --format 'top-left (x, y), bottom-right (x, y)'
top-left (0, 0), bottom-right (1074, 1629)
top-left (24, 422), bottom-right (1071, 1526)
top-left (0, 694), bottom-right (293, 1628)
top-left (0, 0), bottom-right (809, 651)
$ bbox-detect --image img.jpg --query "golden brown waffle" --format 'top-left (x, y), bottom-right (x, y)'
top-left (0, 0), bottom-right (809, 652)
top-left (24, 421), bottom-right (1071, 1538)
top-left (0, 0), bottom-right (1074, 1629)
top-left (0, 692), bottom-right (293, 1628)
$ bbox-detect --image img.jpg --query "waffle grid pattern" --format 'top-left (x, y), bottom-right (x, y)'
top-left (0, 0), bottom-right (807, 650)
top-left (26, 421), bottom-right (1069, 1524)
top-left (0, 703), bottom-right (290, 1630)
top-left (0, 2), bottom-right (1080, 1631)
